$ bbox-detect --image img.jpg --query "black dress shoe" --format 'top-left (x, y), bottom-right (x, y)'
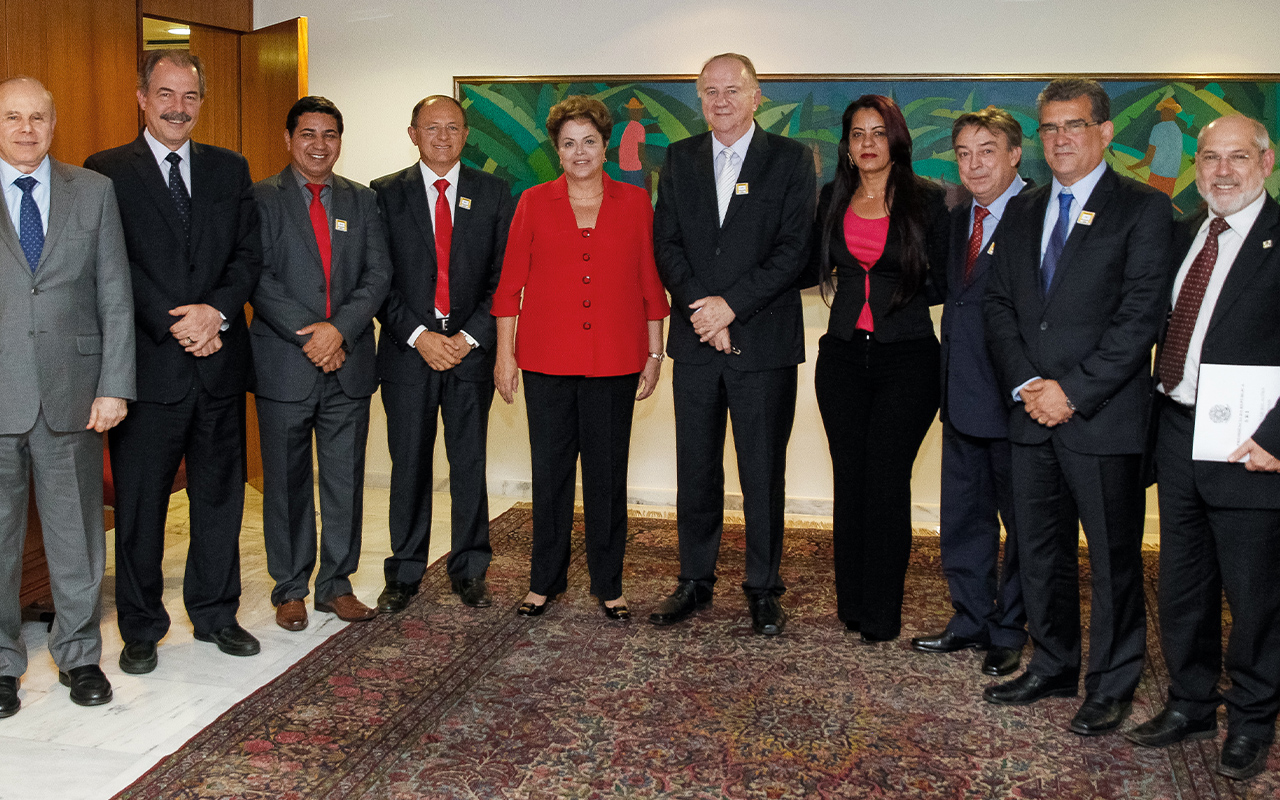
top-left (983, 671), bottom-right (1078, 706)
top-left (1218, 734), bottom-right (1271, 781)
top-left (451, 576), bottom-right (493, 608)
top-left (377, 581), bottom-right (419, 614)
top-left (58, 665), bottom-right (113, 707)
top-left (749, 595), bottom-right (786, 636)
top-left (195, 624), bottom-right (261, 656)
top-left (911, 630), bottom-right (985, 653)
top-left (1125, 706), bottom-right (1217, 747)
top-left (1070, 694), bottom-right (1131, 735)
top-left (649, 581), bottom-right (712, 626)
top-left (0, 676), bottom-right (18, 718)
top-left (119, 640), bottom-right (158, 674)
top-left (516, 599), bottom-right (548, 617)
top-left (982, 646), bottom-right (1022, 677)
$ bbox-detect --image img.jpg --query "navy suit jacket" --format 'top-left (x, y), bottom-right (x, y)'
top-left (941, 180), bottom-right (1032, 439)
top-left (984, 166), bottom-right (1173, 455)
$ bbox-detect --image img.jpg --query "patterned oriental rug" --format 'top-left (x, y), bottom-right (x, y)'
top-left (115, 507), bottom-right (1272, 800)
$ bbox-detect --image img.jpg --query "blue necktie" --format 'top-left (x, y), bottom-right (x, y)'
top-left (166, 151), bottom-right (191, 241)
top-left (14, 176), bottom-right (44, 273)
top-left (1041, 189), bottom-right (1074, 293)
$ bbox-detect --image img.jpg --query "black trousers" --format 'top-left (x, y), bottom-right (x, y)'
top-left (939, 421), bottom-right (1026, 648)
top-left (1156, 401), bottom-right (1280, 741)
top-left (381, 371), bottom-right (494, 585)
top-left (814, 333), bottom-right (939, 639)
top-left (1013, 437), bottom-right (1146, 700)
top-left (109, 385), bottom-right (245, 642)
top-left (672, 360), bottom-right (797, 597)
top-left (523, 371), bottom-right (637, 601)
top-left (256, 373), bottom-right (370, 606)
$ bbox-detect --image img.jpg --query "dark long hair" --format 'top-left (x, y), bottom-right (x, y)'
top-left (819, 94), bottom-right (930, 311)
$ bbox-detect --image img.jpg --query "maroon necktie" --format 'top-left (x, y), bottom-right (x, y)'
top-left (1157, 216), bottom-right (1231, 392)
top-left (964, 205), bottom-right (990, 284)
top-left (433, 178), bottom-right (452, 317)
top-left (306, 183), bottom-right (332, 317)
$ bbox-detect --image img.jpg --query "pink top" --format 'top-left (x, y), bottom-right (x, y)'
top-left (843, 208), bottom-right (890, 332)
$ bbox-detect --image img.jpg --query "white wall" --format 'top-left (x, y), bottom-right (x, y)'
top-left (256, 0), bottom-right (1280, 518)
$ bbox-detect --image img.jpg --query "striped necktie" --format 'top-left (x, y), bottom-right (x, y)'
top-left (716, 148), bottom-right (738, 226)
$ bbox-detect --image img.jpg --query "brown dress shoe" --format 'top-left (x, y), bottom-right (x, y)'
top-left (315, 594), bottom-right (377, 622)
top-left (275, 599), bottom-right (308, 631)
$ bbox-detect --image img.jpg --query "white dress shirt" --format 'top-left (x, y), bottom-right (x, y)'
top-left (408, 160), bottom-right (476, 348)
top-left (143, 128), bottom-right (192, 192)
top-left (711, 123), bottom-right (755, 193)
top-left (1, 155), bottom-right (51, 236)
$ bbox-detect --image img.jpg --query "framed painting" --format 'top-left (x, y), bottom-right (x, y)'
top-left (455, 73), bottom-right (1279, 214)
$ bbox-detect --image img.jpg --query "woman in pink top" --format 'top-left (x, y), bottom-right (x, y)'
top-left (801, 95), bottom-right (949, 642)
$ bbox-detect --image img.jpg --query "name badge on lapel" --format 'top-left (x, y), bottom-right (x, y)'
top-left (459, 197), bottom-right (472, 210)
top-left (1077, 211), bottom-right (1095, 226)
top-left (986, 241), bottom-right (995, 256)
top-left (1264, 239), bottom-right (1274, 249)
top-left (735, 183), bottom-right (749, 195)
top-left (334, 219), bottom-right (348, 232)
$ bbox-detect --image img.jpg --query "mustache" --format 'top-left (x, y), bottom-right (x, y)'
top-left (160, 111), bottom-right (193, 123)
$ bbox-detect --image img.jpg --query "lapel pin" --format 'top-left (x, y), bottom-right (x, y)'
top-left (334, 219), bottom-right (348, 232)
top-left (1264, 239), bottom-right (1273, 249)
top-left (459, 197), bottom-right (472, 210)
top-left (987, 241), bottom-right (996, 255)
top-left (735, 183), bottom-right (749, 195)
top-left (1077, 211), bottom-right (1095, 226)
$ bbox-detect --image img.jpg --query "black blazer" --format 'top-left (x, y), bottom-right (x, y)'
top-left (940, 180), bottom-right (1034, 439)
top-left (85, 134), bottom-right (263, 403)
top-left (984, 166), bottom-right (1173, 454)
top-left (249, 168), bottom-right (391, 402)
top-left (372, 164), bottom-right (514, 384)
top-left (654, 128), bottom-right (816, 371)
top-left (1155, 195), bottom-right (1280, 508)
top-left (802, 179), bottom-right (948, 344)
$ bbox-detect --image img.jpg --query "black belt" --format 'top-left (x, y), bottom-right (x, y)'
top-left (1161, 394), bottom-right (1195, 420)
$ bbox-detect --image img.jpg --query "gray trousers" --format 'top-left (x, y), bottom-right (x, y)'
top-left (0, 411), bottom-right (105, 676)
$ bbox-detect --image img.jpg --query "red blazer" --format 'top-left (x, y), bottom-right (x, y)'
top-left (494, 174), bottom-right (670, 376)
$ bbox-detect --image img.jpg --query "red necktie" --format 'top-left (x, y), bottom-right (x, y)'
top-left (433, 178), bottom-right (452, 317)
top-left (1157, 216), bottom-right (1231, 393)
top-left (964, 205), bottom-right (990, 284)
top-left (306, 183), bottom-right (332, 317)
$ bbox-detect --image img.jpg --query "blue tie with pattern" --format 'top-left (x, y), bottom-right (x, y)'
top-left (14, 175), bottom-right (43, 272)
top-left (1041, 189), bottom-right (1074, 293)
top-left (166, 151), bottom-right (191, 241)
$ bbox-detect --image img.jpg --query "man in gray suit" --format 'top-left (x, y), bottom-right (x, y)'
top-left (250, 96), bottom-right (390, 631)
top-left (0, 76), bottom-right (134, 716)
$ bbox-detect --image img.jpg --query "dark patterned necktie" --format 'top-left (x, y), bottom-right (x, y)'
top-left (14, 175), bottom-right (43, 272)
top-left (964, 205), bottom-right (990, 284)
top-left (1041, 189), bottom-right (1073, 293)
top-left (1157, 216), bottom-right (1231, 393)
top-left (166, 151), bottom-right (191, 241)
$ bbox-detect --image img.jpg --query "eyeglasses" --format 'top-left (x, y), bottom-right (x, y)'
top-left (1196, 152), bottom-right (1257, 166)
top-left (1037, 120), bottom-right (1103, 137)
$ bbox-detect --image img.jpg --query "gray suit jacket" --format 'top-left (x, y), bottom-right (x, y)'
top-left (249, 167), bottom-right (391, 402)
top-left (0, 158), bottom-right (135, 434)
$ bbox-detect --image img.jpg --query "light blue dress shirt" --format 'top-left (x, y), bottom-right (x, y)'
top-left (1, 155), bottom-right (51, 236)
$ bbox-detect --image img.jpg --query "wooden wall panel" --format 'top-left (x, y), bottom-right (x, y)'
top-left (141, 0), bottom-right (252, 33)
top-left (240, 17), bottom-right (307, 182)
top-left (2, 0), bottom-right (138, 166)
top-left (186, 23), bottom-right (241, 152)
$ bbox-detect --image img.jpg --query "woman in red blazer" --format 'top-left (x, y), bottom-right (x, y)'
top-left (493, 95), bottom-right (670, 620)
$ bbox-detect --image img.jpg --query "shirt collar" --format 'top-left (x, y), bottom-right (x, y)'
top-left (291, 165), bottom-right (333, 190)
top-left (0, 154), bottom-right (51, 188)
top-left (1210, 190), bottom-right (1267, 240)
top-left (143, 127), bottom-right (191, 166)
top-left (1050, 159), bottom-right (1106, 207)
top-left (711, 122), bottom-right (756, 163)
top-left (974, 173), bottom-right (1026, 222)
top-left (419, 159), bottom-right (461, 189)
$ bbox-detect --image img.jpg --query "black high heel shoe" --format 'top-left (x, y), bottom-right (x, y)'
top-left (601, 600), bottom-right (631, 621)
top-left (517, 598), bottom-right (549, 617)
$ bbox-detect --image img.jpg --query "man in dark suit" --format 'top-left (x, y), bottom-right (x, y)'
top-left (85, 50), bottom-right (263, 673)
top-left (982, 78), bottom-right (1173, 734)
top-left (250, 96), bottom-right (390, 631)
top-left (650, 53), bottom-right (815, 635)
top-left (1126, 115), bottom-right (1280, 781)
top-left (912, 108), bottom-right (1028, 677)
top-left (371, 96), bottom-right (513, 613)
top-left (0, 77), bottom-right (133, 715)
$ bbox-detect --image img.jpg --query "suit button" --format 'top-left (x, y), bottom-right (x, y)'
top-left (31, 287), bottom-right (38, 295)
top-left (581, 229), bottom-right (590, 238)
top-left (956, 300), bottom-right (964, 306)
top-left (583, 322), bottom-right (591, 330)
top-left (582, 276), bottom-right (591, 284)
top-left (583, 299), bottom-right (591, 308)
top-left (715, 247), bottom-right (721, 255)
top-left (28, 330), bottom-right (34, 337)
top-left (1040, 321), bottom-right (1048, 331)
top-left (582, 253), bottom-right (590, 261)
